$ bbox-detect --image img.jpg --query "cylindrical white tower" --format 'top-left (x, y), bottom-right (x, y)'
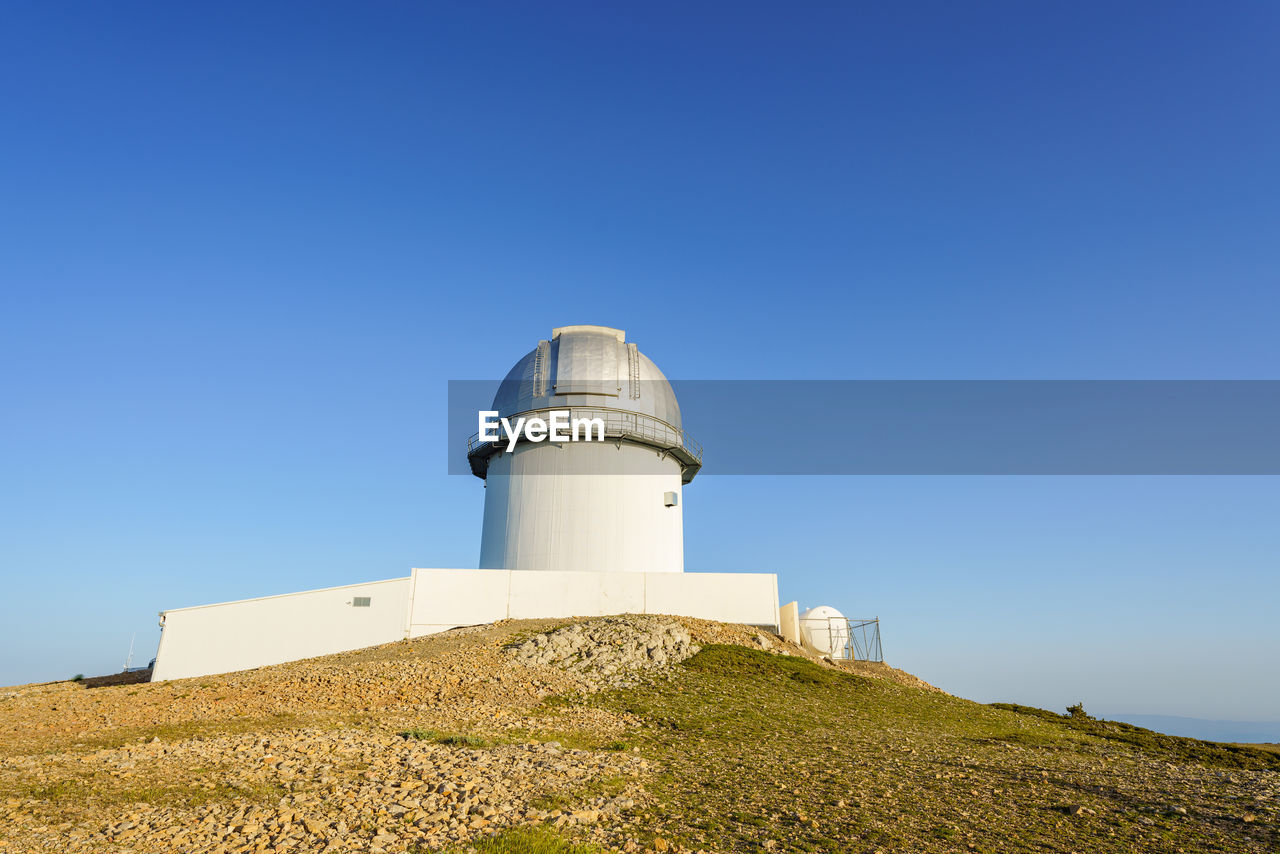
top-left (468, 325), bottom-right (701, 573)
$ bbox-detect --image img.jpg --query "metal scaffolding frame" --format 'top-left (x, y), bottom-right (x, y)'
top-left (816, 616), bottom-right (883, 662)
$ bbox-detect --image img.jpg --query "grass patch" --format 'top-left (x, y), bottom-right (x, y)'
top-left (103, 780), bottom-right (282, 808)
top-left (2, 774), bottom-right (281, 811)
top-left (536, 694), bottom-right (578, 712)
top-left (570, 643), bottom-right (1279, 853)
top-left (681, 644), bottom-right (855, 688)
top-left (437, 825), bottom-right (601, 853)
top-left (62, 713), bottom-right (310, 754)
top-left (971, 730), bottom-right (1067, 750)
top-left (989, 703), bottom-right (1280, 771)
top-left (504, 622), bottom-right (578, 648)
top-left (529, 775), bottom-right (627, 814)
top-left (502, 727), bottom-right (613, 751)
top-left (14, 779), bottom-right (80, 801)
top-left (580, 774), bottom-right (626, 799)
top-left (399, 727), bottom-right (445, 741)
top-left (398, 728), bottom-right (489, 748)
top-left (529, 791), bottom-right (574, 812)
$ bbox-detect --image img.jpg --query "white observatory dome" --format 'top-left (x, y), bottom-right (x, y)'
top-left (799, 605), bottom-right (850, 657)
top-left (471, 325), bottom-right (700, 574)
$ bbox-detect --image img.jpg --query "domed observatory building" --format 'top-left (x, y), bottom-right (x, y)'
top-left (150, 324), bottom-right (782, 682)
top-left (468, 325), bottom-right (700, 575)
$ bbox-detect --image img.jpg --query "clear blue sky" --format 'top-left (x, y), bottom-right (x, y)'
top-left (2, 3), bottom-right (1278, 732)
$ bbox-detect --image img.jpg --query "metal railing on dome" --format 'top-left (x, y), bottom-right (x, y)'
top-left (466, 407), bottom-right (702, 463)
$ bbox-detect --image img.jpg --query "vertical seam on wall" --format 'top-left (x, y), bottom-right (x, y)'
top-left (151, 613), bottom-right (170, 680)
top-left (403, 571), bottom-right (418, 639)
top-left (773, 575), bottom-right (781, 632)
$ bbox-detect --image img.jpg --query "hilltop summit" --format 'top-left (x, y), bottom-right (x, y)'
top-left (1, 617), bottom-right (1275, 853)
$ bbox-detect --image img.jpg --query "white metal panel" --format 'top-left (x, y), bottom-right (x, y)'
top-left (507, 570), bottom-right (646, 618)
top-left (151, 577), bottom-right (411, 681)
top-left (408, 568), bottom-right (511, 627)
top-left (552, 328), bottom-right (620, 396)
top-left (779, 601), bottom-right (801, 645)
top-left (645, 571), bottom-right (780, 627)
top-left (551, 325), bottom-right (625, 342)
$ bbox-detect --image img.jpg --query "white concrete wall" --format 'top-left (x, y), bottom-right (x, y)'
top-left (479, 442), bottom-right (684, 573)
top-left (779, 601), bottom-right (801, 645)
top-left (407, 568), bottom-right (778, 638)
top-left (152, 569), bottom-right (780, 681)
top-left (151, 577), bottom-right (410, 681)
top-left (644, 571), bottom-right (779, 627)
top-left (508, 571), bottom-right (645, 619)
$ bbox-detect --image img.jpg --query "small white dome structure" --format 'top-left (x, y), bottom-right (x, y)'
top-left (469, 325), bottom-right (701, 574)
top-left (799, 605), bottom-right (850, 657)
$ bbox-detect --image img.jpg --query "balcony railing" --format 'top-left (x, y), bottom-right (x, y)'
top-left (466, 407), bottom-right (702, 481)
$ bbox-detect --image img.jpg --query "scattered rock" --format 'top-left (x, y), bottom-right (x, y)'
top-left (507, 617), bottom-right (700, 686)
top-left (0, 617), bottom-right (661, 854)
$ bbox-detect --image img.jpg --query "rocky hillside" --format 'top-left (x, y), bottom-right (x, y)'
top-left (1, 616), bottom-right (1275, 853)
